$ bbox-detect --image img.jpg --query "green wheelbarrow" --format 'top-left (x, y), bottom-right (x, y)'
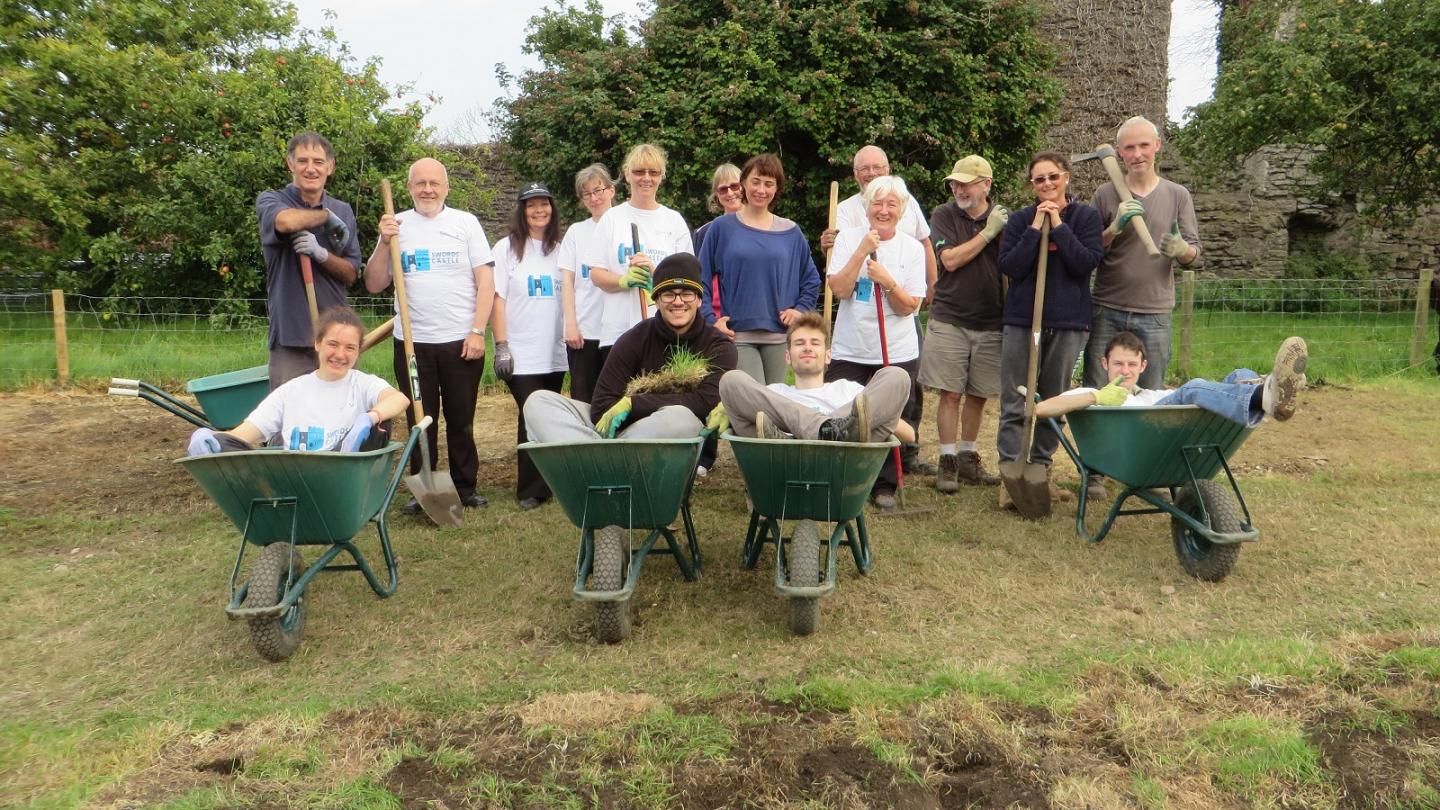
top-left (521, 436), bottom-right (704, 643)
top-left (724, 433), bottom-right (896, 635)
top-left (110, 366), bottom-right (269, 430)
top-left (1052, 406), bottom-right (1259, 582)
top-left (178, 416), bottom-right (429, 661)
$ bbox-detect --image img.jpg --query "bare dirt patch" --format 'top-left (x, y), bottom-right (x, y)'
top-left (1311, 711), bottom-right (1440, 809)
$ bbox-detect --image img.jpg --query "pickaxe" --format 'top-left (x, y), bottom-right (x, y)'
top-left (1071, 144), bottom-right (1162, 258)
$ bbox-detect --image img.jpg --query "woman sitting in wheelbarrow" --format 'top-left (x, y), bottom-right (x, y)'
top-left (186, 306), bottom-right (410, 455)
top-left (1034, 331), bottom-right (1308, 426)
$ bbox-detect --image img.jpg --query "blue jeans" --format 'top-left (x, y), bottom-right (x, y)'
top-left (1084, 305), bottom-right (1172, 389)
top-left (1155, 369), bottom-right (1263, 427)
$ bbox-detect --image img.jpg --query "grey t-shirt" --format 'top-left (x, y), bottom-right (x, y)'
top-left (1090, 176), bottom-right (1199, 314)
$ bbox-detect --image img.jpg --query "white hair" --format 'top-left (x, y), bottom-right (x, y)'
top-left (1116, 116), bottom-right (1161, 143)
top-left (862, 175), bottom-right (910, 217)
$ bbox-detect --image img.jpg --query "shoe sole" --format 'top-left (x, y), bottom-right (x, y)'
top-left (1269, 337), bottom-right (1308, 421)
top-left (850, 394), bottom-right (870, 443)
top-left (755, 411), bottom-right (786, 441)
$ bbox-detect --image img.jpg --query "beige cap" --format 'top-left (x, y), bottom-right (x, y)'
top-left (944, 155), bottom-right (993, 184)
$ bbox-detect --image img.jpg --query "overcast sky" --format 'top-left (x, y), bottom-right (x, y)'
top-left (288, 0), bottom-right (1220, 141)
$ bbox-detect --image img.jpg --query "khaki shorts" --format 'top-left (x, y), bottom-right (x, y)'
top-left (917, 320), bottom-right (1002, 398)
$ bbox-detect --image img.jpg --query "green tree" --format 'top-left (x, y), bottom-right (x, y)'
top-left (1182, 0), bottom-right (1440, 216)
top-left (0, 0), bottom-right (461, 305)
top-left (493, 0), bottom-right (1058, 236)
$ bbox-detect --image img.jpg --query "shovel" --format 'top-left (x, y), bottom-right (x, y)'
top-left (999, 219), bottom-right (1053, 520)
top-left (382, 179), bottom-right (464, 527)
top-left (870, 253), bottom-right (934, 517)
top-left (823, 181), bottom-right (838, 331)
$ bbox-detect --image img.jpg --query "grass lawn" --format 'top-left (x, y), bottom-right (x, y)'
top-left (2, 378), bottom-right (1438, 808)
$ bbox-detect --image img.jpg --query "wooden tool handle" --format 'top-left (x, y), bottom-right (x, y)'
top-left (823, 181), bottom-right (838, 330)
top-left (1022, 220), bottom-right (1051, 462)
top-left (1098, 150), bottom-right (1162, 258)
top-left (360, 317), bottom-right (395, 354)
top-left (382, 179), bottom-right (426, 425)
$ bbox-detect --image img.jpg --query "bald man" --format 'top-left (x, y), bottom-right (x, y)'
top-left (364, 157), bottom-right (496, 512)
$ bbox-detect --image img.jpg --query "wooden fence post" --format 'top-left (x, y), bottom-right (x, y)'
top-left (51, 288), bottom-right (69, 385)
top-left (1178, 270), bottom-right (1195, 380)
top-left (1411, 268), bottom-right (1434, 367)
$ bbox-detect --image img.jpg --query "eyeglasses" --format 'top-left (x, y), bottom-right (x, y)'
top-left (714, 182), bottom-right (741, 195)
top-left (855, 163), bottom-right (889, 175)
top-left (656, 289), bottom-right (699, 303)
top-left (1030, 171), bottom-right (1068, 186)
top-left (579, 185), bottom-right (611, 200)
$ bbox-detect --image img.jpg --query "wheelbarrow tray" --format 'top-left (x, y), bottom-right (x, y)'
top-left (185, 365), bottom-right (270, 430)
top-left (520, 437), bottom-right (704, 530)
top-left (178, 443), bottom-right (400, 545)
top-left (1066, 405), bottom-right (1252, 489)
top-left (726, 434), bottom-right (896, 522)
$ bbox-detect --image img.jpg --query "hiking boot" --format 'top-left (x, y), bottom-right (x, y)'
top-left (955, 451), bottom-right (1000, 486)
top-left (1085, 474), bottom-right (1108, 503)
top-left (1262, 336), bottom-right (1308, 421)
top-left (871, 490), bottom-right (897, 511)
top-left (754, 411), bottom-right (790, 440)
top-left (818, 394), bottom-right (868, 443)
top-left (936, 454), bottom-right (960, 494)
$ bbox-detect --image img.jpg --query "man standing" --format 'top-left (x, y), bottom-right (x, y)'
top-left (364, 157), bottom-right (495, 512)
top-left (255, 132), bottom-right (361, 389)
top-left (918, 156), bottom-right (1007, 491)
top-left (820, 144), bottom-right (937, 475)
top-left (1086, 116), bottom-right (1200, 390)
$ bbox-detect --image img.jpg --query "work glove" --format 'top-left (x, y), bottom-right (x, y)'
top-left (1110, 199), bottom-right (1145, 234)
top-left (493, 340), bottom-right (514, 382)
top-left (290, 232), bottom-right (331, 263)
top-left (341, 412), bottom-right (373, 452)
top-left (324, 210), bottom-right (351, 250)
top-left (595, 396), bottom-right (633, 438)
top-left (980, 205), bottom-right (1010, 243)
top-left (618, 265), bottom-right (652, 290)
top-left (1161, 219), bottom-right (1189, 259)
top-left (187, 427), bottom-right (221, 456)
top-left (1094, 376), bottom-right (1130, 407)
top-left (705, 403), bottom-right (729, 435)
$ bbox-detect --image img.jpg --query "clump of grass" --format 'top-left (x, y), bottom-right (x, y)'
top-left (625, 346), bottom-right (710, 396)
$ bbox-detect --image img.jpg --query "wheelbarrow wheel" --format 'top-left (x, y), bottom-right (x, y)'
top-left (245, 543), bottom-right (306, 661)
top-left (592, 525), bottom-right (631, 643)
top-left (1172, 479), bottom-right (1243, 583)
top-left (787, 519), bottom-right (821, 636)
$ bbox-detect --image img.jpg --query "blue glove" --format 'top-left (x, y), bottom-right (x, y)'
top-left (187, 427), bottom-right (221, 456)
top-left (341, 412), bottom-right (373, 452)
top-left (324, 210), bottom-right (351, 251)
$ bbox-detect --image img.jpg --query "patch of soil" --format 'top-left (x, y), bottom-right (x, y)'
top-left (932, 745), bottom-right (1052, 810)
top-left (384, 756), bottom-right (468, 809)
top-left (1310, 711), bottom-right (1440, 809)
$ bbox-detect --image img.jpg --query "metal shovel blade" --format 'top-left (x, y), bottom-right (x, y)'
top-left (999, 460), bottom-right (1051, 521)
top-left (406, 437), bottom-right (464, 527)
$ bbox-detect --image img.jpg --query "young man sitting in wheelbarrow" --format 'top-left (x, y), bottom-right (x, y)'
top-left (1034, 331), bottom-right (1308, 428)
top-left (523, 254), bottom-right (738, 441)
top-left (711, 311), bottom-right (916, 445)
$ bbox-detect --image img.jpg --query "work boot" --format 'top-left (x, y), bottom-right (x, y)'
top-left (956, 451), bottom-right (1000, 486)
top-left (1262, 336), bottom-right (1308, 421)
top-left (1085, 474), bottom-right (1108, 503)
top-left (819, 394), bottom-right (868, 442)
top-left (754, 411), bottom-right (791, 440)
top-left (936, 454), bottom-right (960, 494)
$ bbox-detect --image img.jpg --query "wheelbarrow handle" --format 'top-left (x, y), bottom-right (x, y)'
top-left (110, 377), bottom-right (140, 387)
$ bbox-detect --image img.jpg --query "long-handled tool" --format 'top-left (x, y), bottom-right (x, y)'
top-left (382, 179), bottom-right (464, 527)
top-left (869, 253), bottom-right (933, 516)
top-left (631, 223), bottom-right (647, 322)
top-left (298, 254), bottom-right (321, 334)
top-left (999, 220), bottom-right (1053, 520)
top-left (1070, 144), bottom-right (1161, 258)
top-left (823, 181), bottom-right (838, 331)
top-left (360, 317), bottom-right (395, 354)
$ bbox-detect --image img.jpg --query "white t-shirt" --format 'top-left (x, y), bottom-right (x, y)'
top-left (837, 191), bottom-right (931, 242)
top-left (557, 217), bottom-right (605, 339)
top-left (826, 226), bottom-right (927, 364)
top-left (1065, 386), bottom-right (1171, 406)
top-left (390, 207), bottom-right (493, 343)
top-left (768, 379), bottom-right (866, 416)
top-left (246, 369), bottom-right (392, 451)
top-left (494, 235), bottom-right (567, 375)
top-left (584, 202), bottom-right (693, 347)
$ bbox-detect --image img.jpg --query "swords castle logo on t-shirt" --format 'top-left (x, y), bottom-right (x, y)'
top-left (528, 275), bottom-right (555, 297)
top-left (401, 248), bottom-right (463, 273)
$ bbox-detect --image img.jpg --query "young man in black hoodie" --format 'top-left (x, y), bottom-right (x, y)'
top-left (523, 254), bottom-right (738, 441)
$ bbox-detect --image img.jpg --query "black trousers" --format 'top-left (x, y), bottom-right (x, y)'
top-left (507, 371), bottom-right (567, 501)
top-left (392, 339), bottom-right (484, 498)
top-left (566, 340), bottom-right (609, 404)
top-left (825, 356), bottom-right (921, 495)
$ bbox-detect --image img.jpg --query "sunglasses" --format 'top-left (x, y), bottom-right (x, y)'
top-left (1030, 171), bottom-right (1068, 186)
top-left (715, 182), bottom-right (742, 195)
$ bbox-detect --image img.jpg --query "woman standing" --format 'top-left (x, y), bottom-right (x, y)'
top-left (492, 182), bottom-right (567, 510)
top-left (558, 163), bottom-right (616, 403)
top-left (994, 151), bottom-right (1104, 500)
top-left (825, 176), bottom-right (928, 509)
top-left (699, 153), bottom-right (819, 384)
top-left (692, 163), bottom-right (743, 255)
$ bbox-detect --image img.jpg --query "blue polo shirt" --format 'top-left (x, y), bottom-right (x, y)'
top-left (255, 183), bottom-right (361, 349)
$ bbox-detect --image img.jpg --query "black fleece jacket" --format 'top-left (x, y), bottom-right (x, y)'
top-left (589, 314), bottom-right (739, 423)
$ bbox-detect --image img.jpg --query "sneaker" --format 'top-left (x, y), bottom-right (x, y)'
top-left (871, 490), bottom-right (897, 511)
top-left (1262, 336), bottom-right (1308, 421)
top-left (754, 411), bottom-right (790, 440)
top-left (955, 451), bottom-right (1000, 486)
top-left (401, 498), bottom-right (422, 516)
top-left (695, 465), bottom-right (709, 478)
top-left (936, 453), bottom-right (960, 494)
top-left (1085, 474), bottom-right (1108, 502)
top-left (461, 493), bottom-right (489, 509)
top-left (818, 394), bottom-right (868, 443)
top-left (517, 496), bottom-right (543, 511)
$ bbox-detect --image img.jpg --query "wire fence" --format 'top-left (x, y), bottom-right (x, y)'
top-left (2, 276), bottom-right (1436, 392)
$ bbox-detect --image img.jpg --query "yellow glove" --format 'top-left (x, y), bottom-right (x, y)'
top-left (595, 396), bottom-right (633, 438)
top-left (705, 403), bottom-right (729, 435)
top-left (1161, 219), bottom-right (1189, 260)
top-left (1094, 376), bottom-right (1130, 407)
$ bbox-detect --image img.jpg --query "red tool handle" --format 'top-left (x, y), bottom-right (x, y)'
top-left (870, 251), bottom-right (902, 489)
